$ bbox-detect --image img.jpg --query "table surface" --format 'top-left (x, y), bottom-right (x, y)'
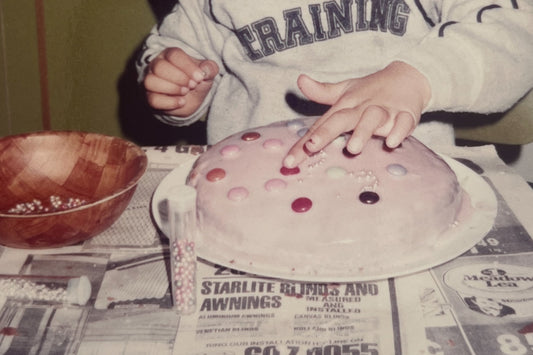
top-left (1, 144), bottom-right (533, 355)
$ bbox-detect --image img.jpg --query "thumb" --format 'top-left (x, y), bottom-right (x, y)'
top-left (199, 60), bottom-right (219, 81)
top-left (297, 74), bottom-right (345, 106)
top-left (193, 61), bottom-right (218, 100)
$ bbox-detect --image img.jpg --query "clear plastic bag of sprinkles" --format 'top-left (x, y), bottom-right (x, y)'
top-left (167, 185), bottom-right (198, 314)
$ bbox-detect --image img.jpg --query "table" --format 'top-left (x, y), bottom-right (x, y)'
top-left (1, 144), bottom-right (533, 355)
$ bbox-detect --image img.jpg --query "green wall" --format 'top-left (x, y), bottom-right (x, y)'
top-left (43, 1), bottom-right (156, 135)
top-left (0, 0), bottom-right (43, 134)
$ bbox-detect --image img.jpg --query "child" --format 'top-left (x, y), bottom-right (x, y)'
top-left (137, 0), bottom-right (533, 167)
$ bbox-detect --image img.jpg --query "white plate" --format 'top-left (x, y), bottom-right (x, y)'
top-left (152, 156), bottom-right (497, 282)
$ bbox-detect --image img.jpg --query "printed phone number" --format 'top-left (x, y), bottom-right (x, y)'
top-left (245, 343), bottom-right (378, 355)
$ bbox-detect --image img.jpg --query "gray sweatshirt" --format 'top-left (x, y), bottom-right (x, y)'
top-left (137, 0), bottom-right (533, 146)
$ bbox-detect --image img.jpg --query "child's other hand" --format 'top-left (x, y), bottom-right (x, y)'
top-left (144, 48), bottom-right (219, 117)
top-left (283, 61), bottom-right (431, 168)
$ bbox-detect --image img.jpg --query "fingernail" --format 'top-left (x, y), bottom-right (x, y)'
top-left (305, 136), bottom-right (319, 151)
top-left (188, 80), bottom-right (197, 89)
top-left (193, 70), bottom-right (206, 82)
top-left (386, 138), bottom-right (398, 148)
top-left (283, 155), bottom-right (295, 168)
top-left (347, 140), bottom-right (363, 154)
top-left (386, 135), bottom-right (401, 148)
top-left (180, 86), bottom-right (190, 95)
top-left (200, 63), bottom-right (211, 78)
top-left (177, 98), bottom-right (186, 107)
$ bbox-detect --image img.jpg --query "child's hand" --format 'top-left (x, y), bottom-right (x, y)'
top-left (144, 48), bottom-right (219, 117)
top-left (283, 61), bottom-right (431, 168)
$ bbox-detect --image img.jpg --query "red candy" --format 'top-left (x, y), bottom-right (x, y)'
top-left (241, 132), bottom-right (261, 141)
top-left (292, 197), bottom-right (312, 213)
top-left (206, 168), bottom-right (226, 182)
top-left (280, 166), bottom-right (300, 176)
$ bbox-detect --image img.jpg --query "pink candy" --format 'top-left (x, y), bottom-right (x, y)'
top-left (227, 187), bottom-right (249, 201)
top-left (263, 138), bottom-right (283, 150)
top-left (265, 179), bottom-right (287, 192)
top-left (219, 145), bottom-right (240, 157)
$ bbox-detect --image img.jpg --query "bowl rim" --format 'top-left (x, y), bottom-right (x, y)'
top-left (0, 130), bottom-right (148, 218)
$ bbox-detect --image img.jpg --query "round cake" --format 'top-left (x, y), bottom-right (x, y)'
top-left (187, 118), bottom-right (471, 277)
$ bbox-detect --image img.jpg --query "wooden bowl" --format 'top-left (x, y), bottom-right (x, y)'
top-left (0, 131), bottom-right (148, 248)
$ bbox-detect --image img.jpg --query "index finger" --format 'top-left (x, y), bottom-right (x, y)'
top-left (283, 131), bottom-right (312, 168)
top-left (283, 109), bottom-right (352, 168)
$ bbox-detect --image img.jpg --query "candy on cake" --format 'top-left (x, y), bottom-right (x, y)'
top-left (187, 117), bottom-right (473, 276)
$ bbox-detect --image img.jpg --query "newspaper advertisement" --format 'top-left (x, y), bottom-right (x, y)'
top-left (173, 260), bottom-right (425, 354)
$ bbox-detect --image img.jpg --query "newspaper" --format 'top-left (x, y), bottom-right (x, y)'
top-left (0, 144), bottom-right (532, 355)
top-left (173, 262), bottom-right (421, 354)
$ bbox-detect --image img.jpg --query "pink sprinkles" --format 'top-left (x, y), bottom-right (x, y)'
top-left (171, 239), bottom-right (196, 313)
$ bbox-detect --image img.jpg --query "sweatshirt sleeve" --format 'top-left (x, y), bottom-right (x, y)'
top-left (136, 0), bottom-right (225, 126)
top-left (395, 0), bottom-right (533, 114)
